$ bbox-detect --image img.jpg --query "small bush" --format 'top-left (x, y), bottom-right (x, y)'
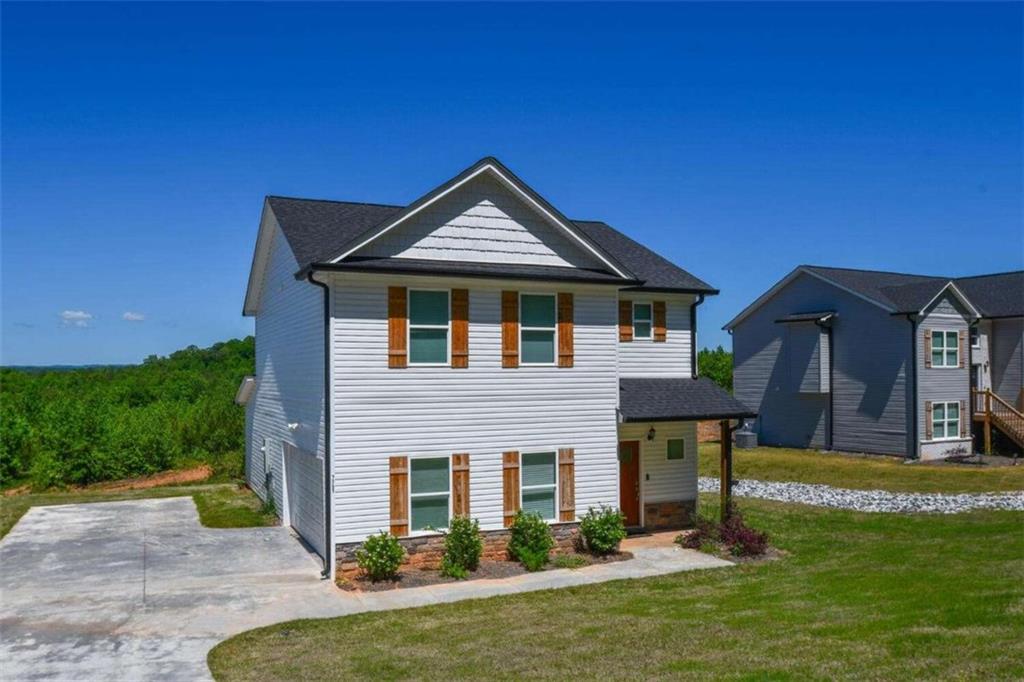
top-left (552, 554), bottom-right (588, 570)
top-left (579, 505), bottom-right (627, 555)
top-left (719, 510), bottom-right (769, 557)
top-left (440, 516), bottom-right (483, 579)
top-left (355, 531), bottom-right (405, 581)
top-left (678, 515), bottom-right (718, 550)
top-left (507, 510), bottom-right (554, 571)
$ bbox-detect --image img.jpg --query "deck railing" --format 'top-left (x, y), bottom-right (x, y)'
top-left (972, 388), bottom-right (1024, 453)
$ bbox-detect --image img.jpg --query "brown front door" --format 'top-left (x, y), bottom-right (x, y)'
top-left (618, 440), bottom-right (641, 526)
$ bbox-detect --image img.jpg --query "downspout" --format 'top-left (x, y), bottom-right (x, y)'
top-left (690, 294), bottom-right (705, 379)
top-left (307, 271), bottom-right (333, 579)
top-left (905, 314), bottom-right (918, 459)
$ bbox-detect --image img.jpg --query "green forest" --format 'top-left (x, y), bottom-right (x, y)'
top-left (0, 337), bottom-right (254, 490)
top-left (0, 337), bottom-right (734, 491)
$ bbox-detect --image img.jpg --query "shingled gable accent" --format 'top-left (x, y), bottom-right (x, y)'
top-left (324, 157), bottom-right (634, 280)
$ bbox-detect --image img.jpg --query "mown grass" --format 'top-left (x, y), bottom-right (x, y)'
top-left (208, 497), bottom-right (1024, 680)
top-left (698, 443), bottom-right (1024, 493)
top-left (0, 483), bottom-right (276, 539)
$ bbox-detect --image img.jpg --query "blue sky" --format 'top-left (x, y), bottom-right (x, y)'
top-left (2, 2), bottom-right (1021, 365)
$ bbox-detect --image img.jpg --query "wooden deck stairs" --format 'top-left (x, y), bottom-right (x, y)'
top-left (972, 389), bottom-right (1024, 453)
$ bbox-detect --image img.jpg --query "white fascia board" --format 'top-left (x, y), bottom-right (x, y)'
top-left (327, 163), bottom-right (630, 279)
top-left (242, 201), bottom-right (277, 316)
top-left (919, 281), bottom-right (982, 319)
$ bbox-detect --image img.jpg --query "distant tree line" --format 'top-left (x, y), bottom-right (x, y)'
top-left (698, 346), bottom-right (733, 392)
top-left (0, 337), bottom-right (254, 489)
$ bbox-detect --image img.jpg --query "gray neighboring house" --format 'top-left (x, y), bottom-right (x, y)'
top-left (724, 266), bottom-right (1024, 460)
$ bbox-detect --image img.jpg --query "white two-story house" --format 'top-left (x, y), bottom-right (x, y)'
top-left (238, 157), bottom-right (753, 577)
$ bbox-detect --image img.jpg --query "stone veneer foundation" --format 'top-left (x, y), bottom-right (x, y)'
top-left (336, 523), bottom-right (581, 579)
top-left (642, 500), bottom-right (697, 531)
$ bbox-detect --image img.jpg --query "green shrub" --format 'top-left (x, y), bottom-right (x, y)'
top-left (507, 510), bottom-right (554, 571)
top-left (440, 516), bottom-right (483, 579)
top-left (579, 505), bottom-right (627, 555)
top-left (551, 554), bottom-right (588, 570)
top-left (355, 531), bottom-right (405, 581)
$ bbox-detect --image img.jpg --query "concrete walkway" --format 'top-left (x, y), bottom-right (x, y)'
top-left (0, 497), bottom-right (730, 681)
top-left (698, 476), bottom-right (1024, 513)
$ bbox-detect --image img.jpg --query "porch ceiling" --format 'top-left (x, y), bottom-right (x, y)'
top-left (619, 377), bottom-right (756, 423)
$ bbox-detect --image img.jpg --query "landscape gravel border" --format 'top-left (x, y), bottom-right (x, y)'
top-left (697, 477), bottom-right (1024, 514)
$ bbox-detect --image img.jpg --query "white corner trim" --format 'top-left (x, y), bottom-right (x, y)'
top-left (328, 163), bottom-right (630, 279)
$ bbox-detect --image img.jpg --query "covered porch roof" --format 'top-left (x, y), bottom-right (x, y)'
top-left (618, 377), bottom-right (756, 423)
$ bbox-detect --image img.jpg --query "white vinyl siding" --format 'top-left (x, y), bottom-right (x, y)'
top-left (931, 401), bottom-right (960, 441)
top-left (329, 273), bottom-right (619, 543)
top-left (931, 330), bottom-right (959, 368)
top-left (618, 294), bottom-right (695, 378)
top-left (246, 221), bottom-right (326, 546)
top-left (618, 422), bottom-right (698, 510)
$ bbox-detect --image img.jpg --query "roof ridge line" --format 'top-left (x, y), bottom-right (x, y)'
top-left (267, 195), bottom-right (404, 209)
top-left (953, 269), bottom-right (1024, 281)
top-left (803, 264), bottom-right (948, 280)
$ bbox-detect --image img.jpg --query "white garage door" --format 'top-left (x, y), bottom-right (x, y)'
top-left (283, 442), bottom-right (325, 560)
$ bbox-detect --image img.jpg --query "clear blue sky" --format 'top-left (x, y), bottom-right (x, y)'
top-left (2, 2), bottom-right (1021, 365)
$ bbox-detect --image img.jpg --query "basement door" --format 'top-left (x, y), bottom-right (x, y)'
top-left (283, 442), bottom-right (326, 560)
top-left (618, 441), bottom-right (641, 526)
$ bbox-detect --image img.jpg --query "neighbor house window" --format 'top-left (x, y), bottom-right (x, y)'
top-left (409, 457), bottom-right (450, 531)
top-left (931, 330), bottom-right (959, 368)
top-left (970, 326), bottom-right (980, 349)
top-left (633, 303), bottom-right (652, 339)
top-left (931, 402), bottom-right (960, 440)
top-left (409, 290), bottom-right (449, 364)
top-left (667, 439), bottom-right (685, 460)
top-left (521, 451), bottom-right (557, 520)
top-left (520, 294), bottom-right (556, 364)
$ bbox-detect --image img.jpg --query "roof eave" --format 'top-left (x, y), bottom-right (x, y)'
top-left (622, 285), bottom-right (720, 295)
top-left (621, 411), bottom-right (757, 423)
top-left (302, 261), bottom-right (643, 287)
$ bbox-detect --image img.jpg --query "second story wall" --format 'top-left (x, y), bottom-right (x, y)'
top-left (617, 293), bottom-right (694, 378)
top-left (990, 317), bottom-right (1024, 408)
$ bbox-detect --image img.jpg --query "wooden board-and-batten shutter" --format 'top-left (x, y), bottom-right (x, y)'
top-left (502, 291), bottom-right (519, 368)
top-left (451, 289), bottom-right (469, 369)
top-left (959, 401), bottom-right (968, 438)
top-left (923, 329), bottom-right (932, 369)
top-left (558, 448), bottom-right (575, 522)
top-left (502, 451), bottom-right (520, 527)
top-left (924, 401), bottom-right (933, 440)
top-left (389, 456), bottom-right (409, 536)
top-left (653, 301), bottom-right (667, 342)
top-left (452, 453), bottom-right (470, 517)
top-left (557, 293), bottom-right (574, 368)
top-left (388, 286), bottom-right (408, 369)
top-left (958, 330), bottom-right (967, 369)
top-left (618, 300), bottom-right (633, 342)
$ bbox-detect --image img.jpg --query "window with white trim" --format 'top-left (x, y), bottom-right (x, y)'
top-left (970, 326), bottom-right (980, 349)
top-left (408, 290), bottom-right (449, 364)
top-left (520, 294), bottom-right (556, 365)
top-left (521, 451), bottom-right (557, 520)
top-left (931, 402), bottom-right (960, 440)
top-left (409, 457), bottom-right (450, 531)
top-left (633, 303), bottom-right (652, 339)
top-left (931, 330), bottom-right (958, 368)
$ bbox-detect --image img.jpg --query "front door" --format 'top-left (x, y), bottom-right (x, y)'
top-left (618, 440), bottom-right (641, 526)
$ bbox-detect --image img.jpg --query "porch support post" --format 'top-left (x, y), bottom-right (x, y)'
top-left (984, 390), bottom-right (992, 455)
top-left (719, 419), bottom-right (733, 522)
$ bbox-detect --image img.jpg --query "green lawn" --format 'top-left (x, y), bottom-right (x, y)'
top-left (698, 443), bottom-right (1024, 493)
top-left (0, 483), bottom-right (276, 539)
top-left (208, 497), bottom-right (1024, 681)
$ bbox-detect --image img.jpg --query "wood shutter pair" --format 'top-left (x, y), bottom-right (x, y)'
top-left (501, 291), bottom-right (574, 368)
top-left (618, 300), bottom-right (667, 342)
top-left (387, 286), bottom-right (469, 369)
top-left (500, 448), bottom-right (575, 527)
top-left (389, 453), bottom-right (471, 537)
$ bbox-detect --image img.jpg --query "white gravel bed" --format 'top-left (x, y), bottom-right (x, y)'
top-left (697, 477), bottom-right (1024, 514)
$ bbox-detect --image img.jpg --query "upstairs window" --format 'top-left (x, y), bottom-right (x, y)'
top-left (409, 290), bottom-right (449, 364)
top-left (931, 402), bottom-right (960, 440)
top-left (931, 331), bottom-right (959, 368)
top-left (521, 451), bottom-right (557, 520)
top-left (633, 303), bottom-right (652, 339)
top-left (520, 294), bottom-right (556, 365)
top-left (970, 326), bottom-right (980, 349)
top-left (409, 457), bottom-right (450, 531)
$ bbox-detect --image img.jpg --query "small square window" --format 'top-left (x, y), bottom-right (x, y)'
top-left (931, 401), bottom-right (960, 441)
top-left (633, 303), bottom-right (652, 339)
top-left (930, 330), bottom-right (959, 368)
top-left (667, 439), bottom-right (685, 460)
top-left (970, 326), bottom-right (980, 349)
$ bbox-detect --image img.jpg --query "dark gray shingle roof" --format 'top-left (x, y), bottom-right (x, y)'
top-left (619, 377), bottom-right (756, 422)
top-left (266, 197), bottom-right (717, 293)
top-left (953, 272), bottom-right (1024, 318)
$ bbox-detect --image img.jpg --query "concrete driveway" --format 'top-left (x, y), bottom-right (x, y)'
top-left (0, 497), bottom-right (346, 681)
top-left (1, 497), bottom-right (731, 681)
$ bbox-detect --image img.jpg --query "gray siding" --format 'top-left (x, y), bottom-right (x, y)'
top-left (733, 272), bottom-right (911, 456)
top-left (990, 317), bottom-right (1023, 408)
top-left (917, 292), bottom-right (972, 459)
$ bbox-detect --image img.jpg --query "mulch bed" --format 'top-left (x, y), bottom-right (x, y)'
top-left (338, 551), bottom-right (634, 592)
